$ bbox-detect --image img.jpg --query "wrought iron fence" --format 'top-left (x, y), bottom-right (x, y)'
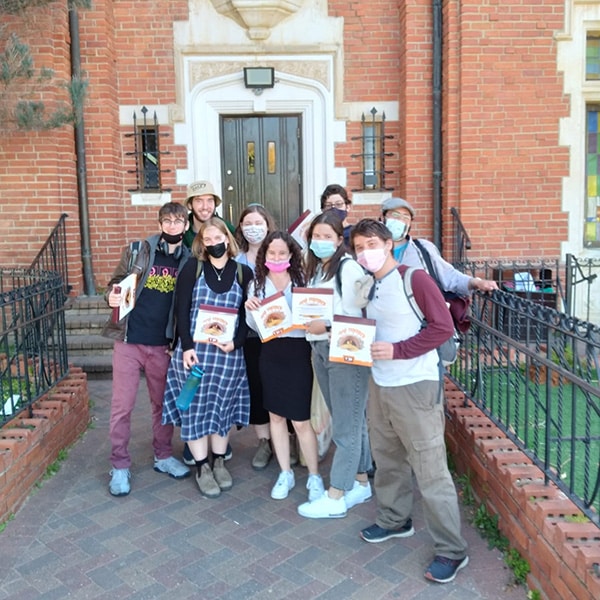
top-left (0, 269), bottom-right (69, 427)
top-left (29, 213), bottom-right (71, 299)
top-left (565, 253), bottom-right (600, 322)
top-left (449, 207), bottom-right (471, 266)
top-left (449, 289), bottom-right (600, 523)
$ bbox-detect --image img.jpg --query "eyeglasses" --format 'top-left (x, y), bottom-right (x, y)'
top-left (323, 201), bottom-right (347, 210)
top-left (387, 211), bottom-right (411, 221)
top-left (161, 219), bottom-right (186, 226)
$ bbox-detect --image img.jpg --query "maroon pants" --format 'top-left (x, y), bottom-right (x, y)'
top-left (109, 341), bottom-right (174, 469)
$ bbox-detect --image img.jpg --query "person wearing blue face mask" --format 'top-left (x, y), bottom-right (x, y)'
top-left (381, 197), bottom-right (498, 295)
top-left (297, 211), bottom-right (373, 519)
top-left (320, 184), bottom-right (353, 247)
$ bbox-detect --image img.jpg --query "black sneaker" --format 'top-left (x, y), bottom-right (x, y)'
top-left (182, 443), bottom-right (194, 466)
top-left (224, 443), bottom-right (233, 461)
top-left (359, 519), bottom-right (414, 543)
top-left (424, 555), bottom-right (469, 583)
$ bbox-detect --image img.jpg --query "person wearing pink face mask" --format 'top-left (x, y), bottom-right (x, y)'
top-left (245, 231), bottom-right (325, 505)
top-left (350, 219), bottom-right (469, 585)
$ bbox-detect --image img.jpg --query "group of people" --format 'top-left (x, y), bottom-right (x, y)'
top-left (102, 180), bottom-right (498, 584)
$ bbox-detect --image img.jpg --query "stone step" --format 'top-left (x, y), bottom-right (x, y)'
top-left (66, 295), bottom-right (107, 315)
top-left (66, 334), bottom-right (114, 354)
top-left (65, 312), bottom-right (109, 335)
top-left (69, 354), bottom-right (113, 378)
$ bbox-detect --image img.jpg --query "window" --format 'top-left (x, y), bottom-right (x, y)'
top-left (125, 106), bottom-right (171, 193)
top-left (586, 33), bottom-right (600, 81)
top-left (351, 107), bottom-right (393, 191)
top-left (585, 105), bottom-right (600, 247)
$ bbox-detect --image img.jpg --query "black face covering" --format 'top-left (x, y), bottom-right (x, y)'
top-left (206, 241), bottom-right (227, 259)
top-left (161, 232), bottom-right (184, 244)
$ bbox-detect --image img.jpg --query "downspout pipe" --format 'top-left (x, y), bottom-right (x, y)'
top-left (69, 7), bottom-right (96, 295)
top-left (432, 0), bottom-right (443, 250)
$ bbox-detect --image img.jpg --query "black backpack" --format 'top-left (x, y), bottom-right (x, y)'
top-left (413, 238), bottom-right (472, 334)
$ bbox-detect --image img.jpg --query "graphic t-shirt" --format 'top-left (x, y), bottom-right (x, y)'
top-left (126, 251), bottom-right (179, 346)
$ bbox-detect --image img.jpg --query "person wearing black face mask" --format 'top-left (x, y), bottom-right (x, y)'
top-left (320, 184), bottom-right (353, 247)
top-left (162, 217), bottom-right (254, 500)
top-left (101, 202), bottom-right (192, 498)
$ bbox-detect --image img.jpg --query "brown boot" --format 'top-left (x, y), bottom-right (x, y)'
top-left (251, 438), bottom-right (273, 471)
top-left (196, 463), bottom-right (221, 498)
top-left (212, 456), bottom-right (233, 491)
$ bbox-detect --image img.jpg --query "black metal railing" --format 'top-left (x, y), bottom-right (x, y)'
top-left (0, 269), bottom-right (70, 427)
top-left (449, 290), bottom-right (600, 523)
top-left (449, 207), bottom-right (471, 266)
top-left (29, 213), bottom-right (71, 299)
top-left (460, 258), bottom-right (565, 313)
top-left (565, 253), bottom-right (600, 322)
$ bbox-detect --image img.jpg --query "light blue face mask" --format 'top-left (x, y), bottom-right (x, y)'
top-left (385, 218), bottom-right (409, 241)
top-left (309, 239), bottom-right (338, 259)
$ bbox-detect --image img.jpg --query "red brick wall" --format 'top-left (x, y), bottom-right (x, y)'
top-left (442, 1), bottom-right (569, 259)
top-left (444, 380), bottom-right (600, 600)
top-left (0, 368), bottom-right (90, 524)
top-left (0, 4), bottom-right (80, 283)
top-left (0, 1), bottom-right (570, 293)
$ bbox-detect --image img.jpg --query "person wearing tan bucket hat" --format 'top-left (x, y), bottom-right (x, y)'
top-left (182, 180), bottom-right (235, 248)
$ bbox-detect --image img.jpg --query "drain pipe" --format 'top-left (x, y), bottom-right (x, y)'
top-left (432, 0), bottom-right (443, 250)
top-left (69, 6), bottom-right (96, 295)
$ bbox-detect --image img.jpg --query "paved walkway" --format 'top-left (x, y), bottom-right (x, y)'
top-left (0, 378), bottom-right (528, 599)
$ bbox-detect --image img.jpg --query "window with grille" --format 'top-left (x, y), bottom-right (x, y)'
top-left (351, 108), bottom-right (394, 191)
top-left (125, 107), bottom-right (171, 192)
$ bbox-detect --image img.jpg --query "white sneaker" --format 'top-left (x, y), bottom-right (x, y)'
top-left (345, 480), bottom-right (373, 509)
top-left (298, 492), bottom-right (347, 519)
top-left (109, 468), bottom-right (131, 496)
top-left (271, 471), bottom-right (295, 500)
top-left (306, 474), bottom-right (325, 502)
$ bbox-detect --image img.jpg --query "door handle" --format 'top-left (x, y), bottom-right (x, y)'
top-left (228, 204), bottom-right (233, 223)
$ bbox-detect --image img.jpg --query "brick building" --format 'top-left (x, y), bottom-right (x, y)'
top-left (1, 1), bottom-right (597, 316)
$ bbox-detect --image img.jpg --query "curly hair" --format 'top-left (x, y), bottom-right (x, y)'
top-left (234, 205), bottom-right (277, 252)
top-left (319, 184), bottom-right (351, 209)
top-left (253, 231), bottom-right (305, 298)
top-left (304, 211), bottom-right (347, 283)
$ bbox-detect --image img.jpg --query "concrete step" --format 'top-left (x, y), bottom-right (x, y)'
top-left (66, 334), bottom-right (114, 354)
top-left (69, 354), bottom-right (113, 379)
top-left (65, 312), bottom-right (109, 335)
top-left (66, 295), bottom-right (107, 315)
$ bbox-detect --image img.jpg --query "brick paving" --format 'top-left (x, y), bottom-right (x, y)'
top-left (0, 378), bottom-right (528, 599)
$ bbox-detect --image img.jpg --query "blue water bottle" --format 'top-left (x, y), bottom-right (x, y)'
top-left (176, 365), bottom-right (204, 411)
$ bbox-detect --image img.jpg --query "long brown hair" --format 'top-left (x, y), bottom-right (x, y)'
top-left (304, 211), bottom-right (346, 283)
top-left (253, 231), bottom-right (305, 298)
top-left (234, 205), bottom-right (277, 252)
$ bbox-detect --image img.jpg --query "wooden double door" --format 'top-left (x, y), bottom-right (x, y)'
top-left (220, 114), bottom-right (303, 229)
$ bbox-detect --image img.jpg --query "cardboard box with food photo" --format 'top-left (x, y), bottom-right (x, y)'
top-left (287, 209), bottom-right (314, 250)
top-left (291, 287), bottom-right (334, 329)
top-left (250, 291), bottom-right (294, 342)
top-left (193, 304), bottom-right (239, 343)
top-left (329, 315), bottom-right (376, 367)
top-left (116, 273), bottom-right (137, 321)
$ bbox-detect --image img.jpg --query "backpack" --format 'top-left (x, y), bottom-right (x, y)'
top-left (400, 266), bottom-right (459, 367)
top-left (412, 238), bottom-right (471, 334)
